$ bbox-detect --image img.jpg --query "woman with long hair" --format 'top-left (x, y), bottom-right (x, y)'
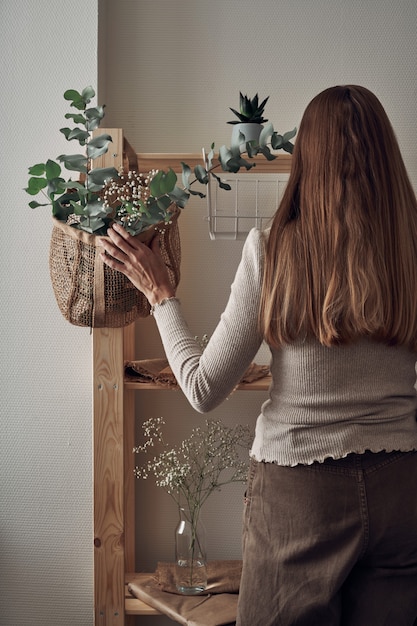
top-left (100, 85), bottom-right (417, 625)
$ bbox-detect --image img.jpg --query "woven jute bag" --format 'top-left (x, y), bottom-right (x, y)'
top-left (49, 212), bottom-right (181, 328)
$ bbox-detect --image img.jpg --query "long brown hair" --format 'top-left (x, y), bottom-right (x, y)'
top-left (260, 85), bottom-right (417, 349)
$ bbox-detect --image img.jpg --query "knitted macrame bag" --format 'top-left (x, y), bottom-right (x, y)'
top-left (49, 212), bottom-right (181, 328)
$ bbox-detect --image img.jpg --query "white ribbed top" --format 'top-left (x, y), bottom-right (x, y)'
top-left (153, 228), bottom-right (417, 466)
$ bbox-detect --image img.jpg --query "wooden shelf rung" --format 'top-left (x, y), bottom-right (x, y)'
top-left (125, 577), bottom-right (160, 616)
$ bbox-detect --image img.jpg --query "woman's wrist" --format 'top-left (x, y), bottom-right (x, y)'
top-left (148, 288), bottom-right (176, 307)
top-left (149, 295), bottom-right (179, 316)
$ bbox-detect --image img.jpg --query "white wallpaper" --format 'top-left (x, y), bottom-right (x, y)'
top-left (0, 1), bottom-right (97, 625)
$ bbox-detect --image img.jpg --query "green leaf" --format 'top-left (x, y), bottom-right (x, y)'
top-left (194, 164), bottom-right (209, 185)
top-left (64, 89), bottom-right (82, 101)
top-left (29, 200), bottom-right (50, 209)
top-left (282, 141), bottom-right (294, 154)
top-left (259, 122), bottom-right (273, 147)
top-left (76, 215), bottom-right (106, 234)
top-left (188, 188), bottom-right (206, 199)
top-left (87, 133), bottom-right (112, 159)
top-left (45, 159), bottom-right (62, 180)
top-left (156, 195), bottom-right (173, 213)
top-left (57, 153), bottom-right (88, 173)
top-left (47, 176), bottom-right (67, 197)
top-left (63, 180), bottom-right (89, 197)
top-left (60, 127), bottom-right (90, 145)
top-left (64, 112), bottom-right (87, 125)
top-left (64, 86), bottom-right (95, 111)
top-left (258, 146), bottom-right (276, 161)
top-left (283, 128), bottom-right (297, 142)
top-left (87, 166), bottom-right (118, 191)
top-left (63, 89), bottom-right (85, 110)
top-left (85, 106), bottom-right (105, 131)
top-left (218, 145), bottom-right (233, 170)
top-left (83, 199), bottom-right (111, 218)
top-left (81, 86), bottom-right (95, 102)
top-left (28, 163), bottom-right (46, 176)
top-left (271, 127), bottom-right (297, 151)
top-left (168, 186), bottom-right (191, 208)
top-left (246, 142), bottom-right (259, 158)
top-left (25, 177), bottom-right (48, 195)
top-left (211, 172), bottom-right (232, 191)
top-left (52, 196), bottom-right (76, 221)
top-left (150, 169), bottom-right (177, 196)
top-left (181, 162), bottom-right (192, 189)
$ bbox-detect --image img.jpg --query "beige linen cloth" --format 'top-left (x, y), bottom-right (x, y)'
top-left (128, 560), bottom-right (242, 626)
top-left (125, 358), bottom-right (269, 388)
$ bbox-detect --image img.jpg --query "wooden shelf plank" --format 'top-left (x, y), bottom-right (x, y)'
top-left (125, 576), bottom-right (160, 616)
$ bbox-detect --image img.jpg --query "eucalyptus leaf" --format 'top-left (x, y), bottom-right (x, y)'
top-left (187, 188), bottom-right (206, 199)
top-left (150, 169), bottom-right (177, 196)
top-left (282, 141), bottom-right (294, 154)
top-left (87, 134), bottom-right (113, 159)
top-left (29, 200), bottom-right (50, 209)
top-left (211, 172), bottom-right (232, 191)
top-left (47, 177), bottom-right (67, 197)
top-left (75, 215), bottom-right (106, 233)
top-left (206, 147), bottom-right (215, 169)
top-left (64, 89), bottom-right (85, 110)
top-left (259, 122), bottom-right (273, 147)
top-left (169, 186), bottom-right (191, 207)
top-left (219, 145), bottom-right (233, 170)
top-left (85, 106), bottom-right (106, 131)
top-left (45, 160), bottom-right (62, 179)
top-left (156, 195), bottom-right (173, 213)
top-left (271, 132), bottom-right (284, 150)
top-left (258, 146), bottom-right (276, 161)
top-left (57, 153), bottom-right (88, 173)
top-left (64, 112), bottom-right (86, 125)
top-left (25, 177), bottom-right (48, 195)
top-left (68, 128), bottom-right (90, 144)
top-left (283, 128), bottom-right (297, 142)
top-left (28, 163), bottom-right (46, 176)
top-left (181, 162), bottom-right (192, 189)
top-left (81, 86), bottom-right (95, 102)
top-left (83, 199), bottom-right (111, 218)
top-left (194, 164), bottom-right (208, 185)
top-left (87, 167), bottom-right (118, 189)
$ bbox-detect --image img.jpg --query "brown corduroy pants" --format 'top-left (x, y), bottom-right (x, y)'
top-left (237, 450), bottom-right (417, 626)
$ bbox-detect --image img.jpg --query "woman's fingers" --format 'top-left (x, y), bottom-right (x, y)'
top-left (98, 225), bottom-right (173, 303)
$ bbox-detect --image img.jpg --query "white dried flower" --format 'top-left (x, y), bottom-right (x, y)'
top-left (134, 417), bottom-right (252, 513)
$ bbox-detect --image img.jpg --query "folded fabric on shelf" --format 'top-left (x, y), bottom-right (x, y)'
top-left (127, 560), bottom-right (242, 626)
top-left (125, 358), bottom-right (269, 388)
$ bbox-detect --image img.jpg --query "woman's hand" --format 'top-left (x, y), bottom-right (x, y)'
top-left (99, 222), bottom-right (175, 306)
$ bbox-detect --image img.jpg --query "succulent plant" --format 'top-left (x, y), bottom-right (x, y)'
top-left (228, 92), bottom-right (269, 125)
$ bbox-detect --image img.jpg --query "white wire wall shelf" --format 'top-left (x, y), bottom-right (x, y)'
top-left (206, 171), bottom-right (290, 240)
top-left (135, 152), bottom-right (292, 241)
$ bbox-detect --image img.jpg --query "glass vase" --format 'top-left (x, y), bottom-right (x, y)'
top-left (174, 505), bottom-right (207, 594)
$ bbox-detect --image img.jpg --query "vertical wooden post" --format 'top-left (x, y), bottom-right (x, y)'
top-left (92, 130), bottom-right (128, 625)
top-left (93, 327), bottom-right (126, 625)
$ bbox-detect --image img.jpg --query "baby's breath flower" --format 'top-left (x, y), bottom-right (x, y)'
top-left (134, 417), bottom-right (252, 513)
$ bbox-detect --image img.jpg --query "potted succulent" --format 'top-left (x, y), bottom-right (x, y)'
top-left (25, 86), bottom-right (296, 328)
top-left (228, 92), bottom-right (269, 149)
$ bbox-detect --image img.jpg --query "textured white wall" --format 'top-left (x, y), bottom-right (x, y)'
top-left (0, 1), bottom-right (97, 625)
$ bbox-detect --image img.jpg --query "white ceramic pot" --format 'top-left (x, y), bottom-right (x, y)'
top-left (231, 123), bottom-right (263, 150)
